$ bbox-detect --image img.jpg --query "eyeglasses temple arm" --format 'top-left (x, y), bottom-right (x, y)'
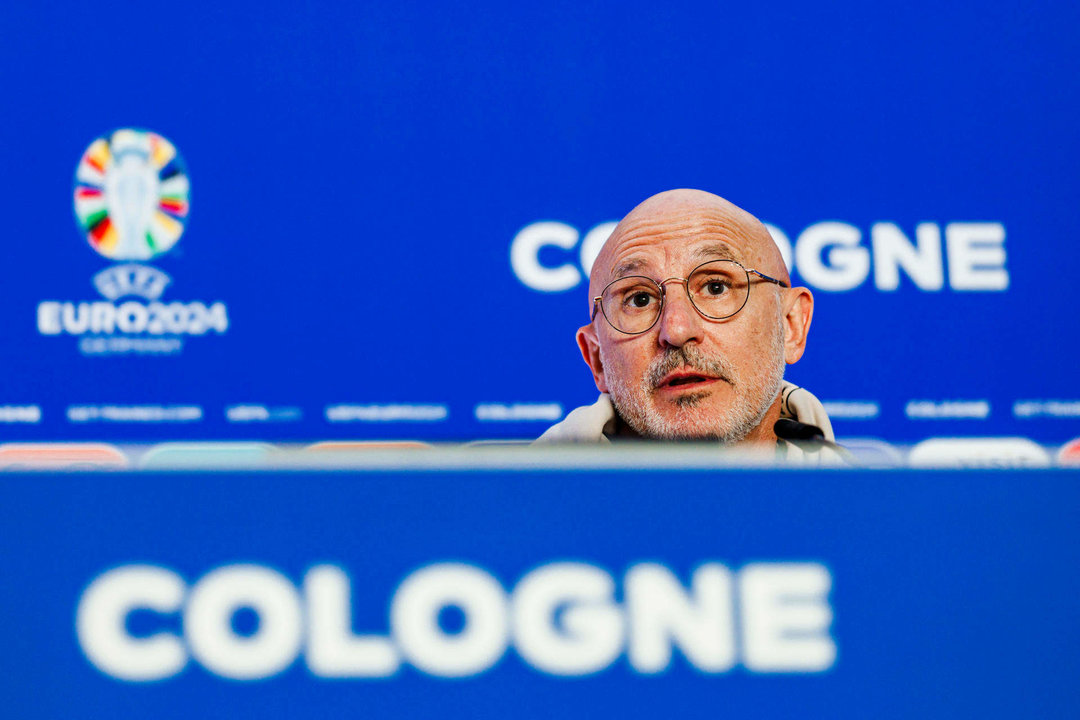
top-left (749, 269), bottom-right (789, 288)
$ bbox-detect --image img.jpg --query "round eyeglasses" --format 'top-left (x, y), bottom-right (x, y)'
top-left (591, 259), bottom-right (789, 335)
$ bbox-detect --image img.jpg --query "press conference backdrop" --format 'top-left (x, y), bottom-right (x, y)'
top-left (1, 1), bottom-right (1078, 444)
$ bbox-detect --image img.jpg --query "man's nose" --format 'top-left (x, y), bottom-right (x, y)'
top-left (656, 280), bottom-right (705, 348)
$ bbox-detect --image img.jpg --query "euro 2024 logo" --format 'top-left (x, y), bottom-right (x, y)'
top-left (38, 129), bottom-right (229, 355)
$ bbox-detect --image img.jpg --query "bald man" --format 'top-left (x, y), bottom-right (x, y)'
top-left (537, 189), bottom-right (845, 462)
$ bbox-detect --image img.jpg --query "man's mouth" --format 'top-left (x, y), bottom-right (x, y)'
top-left (656, 370), bottom-right (725, 391)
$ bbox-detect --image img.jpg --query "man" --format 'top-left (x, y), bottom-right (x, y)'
top-left (536, 189), bottom-right (845, 463)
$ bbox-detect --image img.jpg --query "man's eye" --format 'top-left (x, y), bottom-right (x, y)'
top-left (703, 280), bottom-right (729, 296)
top-left (622, 291), bottom-right (657, 309)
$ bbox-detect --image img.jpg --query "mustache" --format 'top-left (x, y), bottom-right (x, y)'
top-left (646, 345), bottom-right (735, 391)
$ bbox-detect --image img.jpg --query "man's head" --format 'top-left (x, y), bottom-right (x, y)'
top-left (577, 189), bottom-right (814, 444)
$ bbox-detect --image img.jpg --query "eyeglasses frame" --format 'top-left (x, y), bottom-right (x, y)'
top-left (590, 258), bottom-right (790, 335)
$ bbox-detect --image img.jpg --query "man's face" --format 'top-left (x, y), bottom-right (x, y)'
top-left (581, 205), bottom-right (793, 443)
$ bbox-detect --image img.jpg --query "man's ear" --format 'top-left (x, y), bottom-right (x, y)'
top-left (781, 287), bottom-right (814, 364)
top-left (576, 323), bottom-right (609, 393)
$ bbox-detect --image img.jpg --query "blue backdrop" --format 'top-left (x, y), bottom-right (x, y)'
top-left (1, 1), bottom-right (1078, 443)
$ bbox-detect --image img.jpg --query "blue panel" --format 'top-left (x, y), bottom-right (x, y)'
top-left (0, 468), bottom-right (1078, 717)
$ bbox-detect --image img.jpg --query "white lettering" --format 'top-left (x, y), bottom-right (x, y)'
top-left (1013, 400), bottom-right (1080, 419)
top-left (38, 301), bottom-right (228, 336)
top-left (510, 222), bottom-right (581, 292)
top-left (325, 404), bottom-right (448, 423)
top-left (76, 565), bottom-right (186, 681)
top-left (91, 302), bottom-right (116, 333)
top-left (625, 563), bottom-right (735, 673)
top-left (390, 563), bottom-right (508, 677)
top-left (905, 400), bottom-right (990, 419)
top-left (66, 405), bottom-right (203, 423)
top-left (115, 301), bottom-right (149, 333)
top-left (511, 220), bottom-right (1008, 294)
top-left (185, 565), bottom-right (304, 680)
top-left (304, 565), bottom-right (399, 678)
top-left (512, 563), bottom-right (623, 675)
top-left (75, 561), bottom-right (838, 681)
top-left (794, 222), bottom-right (869, 291)
top-left (820, 401), bottom-right (880, 419)
top-left (946, 223), bottom-right (1008, 290)
top-left (740, 563), bottom-right (836, 672)
top-left (37, 302), bottom-right (61, 334)
top-left (474, 402), bottom-right (563, 422)
top-left (0, 405), bottom-right (42, 423)
top-left (63, 302), bottom-right (91, 333)
top-left (871, 222), bottom-right (944, 291)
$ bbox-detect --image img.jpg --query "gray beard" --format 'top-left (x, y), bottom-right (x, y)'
top-left (603, 318), bottom-right (787, 444)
